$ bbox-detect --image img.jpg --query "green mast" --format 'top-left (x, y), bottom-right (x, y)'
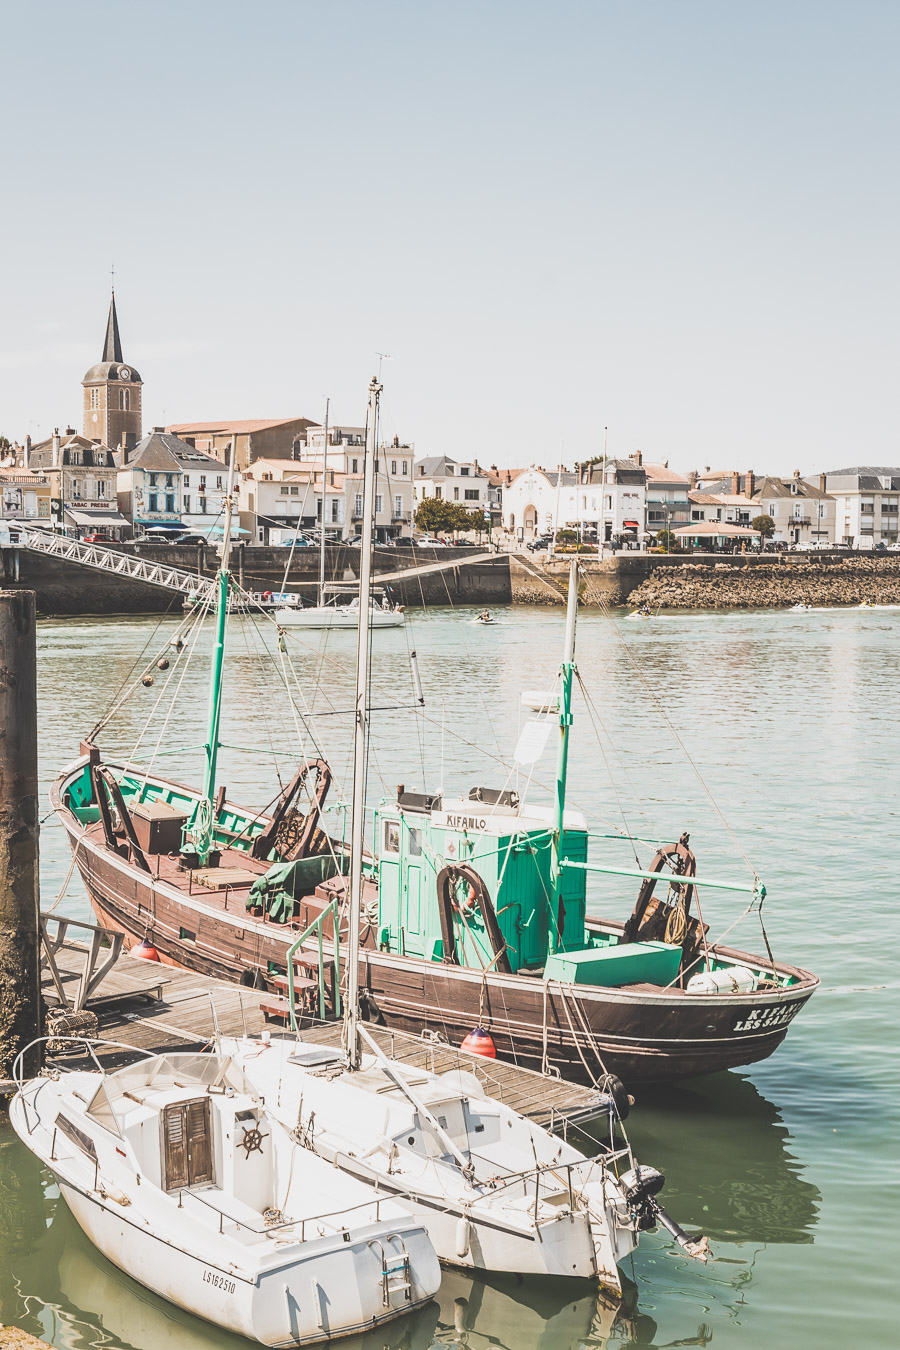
top-left (194, 436), bottom-right (238, 864)
top-left (549, 559), bottom-right (578, 953)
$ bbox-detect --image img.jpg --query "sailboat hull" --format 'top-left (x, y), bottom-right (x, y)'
top-left (55, 772), bottom-right (816, 1086)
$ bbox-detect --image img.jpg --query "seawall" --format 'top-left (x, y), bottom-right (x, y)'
top-left (0, 544), bottom-right (511, 616)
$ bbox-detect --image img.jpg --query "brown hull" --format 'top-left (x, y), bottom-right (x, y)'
top-left (64, 804), bottom-right (817, 1086)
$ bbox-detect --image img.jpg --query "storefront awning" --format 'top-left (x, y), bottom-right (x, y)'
top-left (65, 510), bottom-right (130, 526)
top-left (134, 518), bottom-right (183, 528)
top-left (623, 520), bottom-right (640, 528)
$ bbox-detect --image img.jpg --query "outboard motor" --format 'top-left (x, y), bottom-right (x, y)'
top-left (619, 1165), bottom-right (711, 1261)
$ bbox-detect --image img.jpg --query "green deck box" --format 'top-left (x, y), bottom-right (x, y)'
top-left (543, 940), bottom-right (682, 988)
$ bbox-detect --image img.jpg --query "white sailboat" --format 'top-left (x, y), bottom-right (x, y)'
top-left (9, 1042), bottom-right (440, 1346)
top-left (227, 377), bottom-right (707, 1293)
top-left (274, 586), bottom-right (405, 629)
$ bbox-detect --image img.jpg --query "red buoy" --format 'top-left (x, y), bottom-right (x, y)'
top-left (131, 938), bottom-right (160, 962)
top-left (461, 1027), bottom-right (496, 1059)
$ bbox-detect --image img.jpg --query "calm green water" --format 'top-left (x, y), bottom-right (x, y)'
top-left (1, 602), bottom-right (896, 1348)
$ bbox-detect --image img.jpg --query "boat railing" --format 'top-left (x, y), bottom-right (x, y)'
top-left (561, 856), bottom-right (765, 900)
top-left (286, 898), bottom-right (341, 1028)
top-left (463, 1147), bottom-right (632, 1215)
top-left (176, 1184), bottom-right (387, 1241)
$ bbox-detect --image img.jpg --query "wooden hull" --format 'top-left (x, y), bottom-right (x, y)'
top-left (57, 783), bottom-right (817, 1086)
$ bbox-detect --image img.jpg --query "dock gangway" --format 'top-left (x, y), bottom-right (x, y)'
top-left (14, 529), bottom-right (216, 603)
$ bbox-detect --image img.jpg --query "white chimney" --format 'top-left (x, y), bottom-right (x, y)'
top-left (52, 429), bottom-right (61, 468)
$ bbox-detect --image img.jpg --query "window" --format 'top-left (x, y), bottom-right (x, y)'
top-left (418, 465), bottom-right (424, 475)
top-left (148, 473), bottom-right (157, 488)
top-left (183, 475), bottom-right (190, 486)
top-left (435, 487), bottom-right (442, 499)
top-left (383, 820), bottom-right (400, 853)
top-left (352, 458), bottom-right (358, 474)
top-left (446, 465), bottom-right (454, 475)
top-left (199, 475), bottom-right (206, 489)
top-left (216, 476), bottom-right (223, 490)
top-left (408, 827), bottom-right (423, 856)
top-left (464, 489), bottom-right (479, 501)
top-left (89, 388), bottom-right (100, 410)
top-left (375, 494), bottom-right (383, 513)
top-left (355, 493), bottom-right (363, 517)
top-left (165, 474), bottom-right (174, 488)
top-left (280, 485), bottom-right (289, 494)
top-left (290, 485), bottom-right (299, 495)
top-left (882, 498), bottom-right (898, 513)
top-left (119, 389), bottom-right (130, 410)
top-left (184, 495), bottom-right (190, 512)
top-left (148, 493), bottom-right (158, 512)
top-left (460, 466), bottom-right (469, 477)
top-left (394, 494), bottom-right (402, 517)
top-left (391, 460), bottom-right (397, 475)
top-left (453, 486), bottom-right (459, 500)
top-left (200, 497), bottom-right (207, 513)
top-left (402, 460), bottom-right (408, 474)
top-left (166, 494), bottom-right (176, 513)
top-left (97, 480), bottom-right (106, 499)
top-left (331, 497), bottom-right (339, 522)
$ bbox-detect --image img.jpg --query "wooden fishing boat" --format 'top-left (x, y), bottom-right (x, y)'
top-left (51, 386), bottom-right (818, 1088)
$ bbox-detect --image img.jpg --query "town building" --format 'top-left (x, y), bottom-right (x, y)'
top-left (0, 466), bottom-right (52, 524)
top-left (501, 459), bottom-right (647, 544)
top-left (117, 429), bottom-right (230, 535)
top-left (27, 428), bottom-right (125, 536)
top-left (413, 456), bottom-right (491, 516)
top-left (692, 470), bottom-right (835, 545)
top-left (166, 417), bottom-right (320, 471)
top-left (483, 466), bottom-right (523, 524)
top-left (644, 461), bottom-right (692, 534)
top-left (82, 293), bottom-right (143, 452)
top-left (305, 425), bottom-right (414, 540)
top-left (808, 467), bottom-right (900, 548)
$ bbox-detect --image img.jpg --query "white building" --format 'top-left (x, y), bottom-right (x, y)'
top-left (809, 467), bottom-right (900, 547)
top-left (501, 460), bottom-right (647, 544)
top-left (413, 456), bottom-right (491, 514)
top-left (118, 430), bottom-right (230, 535)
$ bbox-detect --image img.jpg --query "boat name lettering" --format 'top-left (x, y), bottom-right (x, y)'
top-left (732, 1003), bottom-right (801, 1033)
top-left (437, 812), bottom-right (487, 831)
top-left (203, 1269), bottom-right (236, 1295)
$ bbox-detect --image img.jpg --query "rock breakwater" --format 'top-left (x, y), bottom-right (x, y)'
top-left (627, 557), bottom-right (900, 609)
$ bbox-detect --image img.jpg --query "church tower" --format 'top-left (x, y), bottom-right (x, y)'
top-left (82, 293), bottom-right (143, 449)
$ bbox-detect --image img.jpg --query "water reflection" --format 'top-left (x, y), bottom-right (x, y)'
top-left (611, 1072), bottom-right (820, 1246)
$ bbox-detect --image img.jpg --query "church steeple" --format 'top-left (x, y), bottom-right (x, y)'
top-left (82, 292), bottom-right (143, 448)
top-left (102, 291), bottom-right (123, 364)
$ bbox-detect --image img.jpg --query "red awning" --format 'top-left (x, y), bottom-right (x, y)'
top-left (623, 520), bottom-right (639, 528)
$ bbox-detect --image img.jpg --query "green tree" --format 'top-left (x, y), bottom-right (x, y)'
top-left (415, 498), bottom-right (472, 534)
top-left (751, 514), bottom-right (775, 539)
top-left (655, 528), bottom-right (681, 552)
top-left (0, 436), bottom-right (10, 453)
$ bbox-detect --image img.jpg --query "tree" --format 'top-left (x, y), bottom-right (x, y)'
top-left (654, 528), bottom-right (681, 552)
top-left (414, 498), bottom-right (472, 534)
top-left (751, 514), bottom-right (775, 539)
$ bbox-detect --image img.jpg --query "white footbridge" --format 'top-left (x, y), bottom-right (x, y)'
top-left (14, 528), bottom-right (216, 603)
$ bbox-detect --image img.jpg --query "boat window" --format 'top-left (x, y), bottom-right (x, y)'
top-left (383, 820), bottom-right (400, 854)
top-left (55, 1112), bottom-right (98, 1162)
top-left (86, 1080), bottom-right (123, 1137)
top-left (408, 827), bottom-right (423, 857)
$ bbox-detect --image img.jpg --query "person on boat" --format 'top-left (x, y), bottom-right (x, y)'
top-left (477, 609), bottom-right (492, 623)
top-left (638, 602), bottom-right (651, 616)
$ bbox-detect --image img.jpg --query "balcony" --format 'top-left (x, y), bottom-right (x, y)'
top-left (788, 516), bottom-right (812, 527)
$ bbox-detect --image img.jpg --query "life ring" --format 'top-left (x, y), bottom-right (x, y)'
top-left (453, 880), bottom-right (477, 916)
top-left (263, 590), bottom-right (272, 600)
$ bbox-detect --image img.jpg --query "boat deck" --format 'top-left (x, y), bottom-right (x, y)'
top-left (27, 938), bottom-right (617, 1139)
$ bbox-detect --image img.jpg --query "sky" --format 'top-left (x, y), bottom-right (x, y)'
top-left (1, 0), bottom-right (898, 474)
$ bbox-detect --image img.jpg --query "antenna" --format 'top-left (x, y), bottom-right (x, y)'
top-left (375, 352), bottom-right (392, 380)
top-left (110, 261), bottom-right (115, 292)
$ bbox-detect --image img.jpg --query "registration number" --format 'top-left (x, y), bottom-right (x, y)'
top-left (203, 1269), bottom-right (236, 1295)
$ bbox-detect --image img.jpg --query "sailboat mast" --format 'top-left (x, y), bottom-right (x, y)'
top-left (318, 398), bottom-right (330, 607)
top-left (343, 376), bottom-right (381, 1070)
top-left (197, 435), bottom-right (238, 862)
top-left (549, 558), bottom-right (578, 952)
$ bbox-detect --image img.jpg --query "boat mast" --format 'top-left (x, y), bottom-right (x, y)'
top-left (549, 558), bottom-right (578, 953)
top-left (318, 398), bottom-right (330, 607)
top-left (343, 376), bottom-right (381, 1070)
top-left (196, 435), bottom-right (238, 864)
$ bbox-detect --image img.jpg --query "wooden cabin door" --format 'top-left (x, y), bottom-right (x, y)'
top-left (163, 1099), bottom-right (213, 1191)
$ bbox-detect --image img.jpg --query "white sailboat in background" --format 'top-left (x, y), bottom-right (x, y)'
top-left (227, 377), bottom-right (708, 1292)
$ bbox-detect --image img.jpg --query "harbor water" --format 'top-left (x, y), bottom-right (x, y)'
top-left (1, 601), bottom-right (896, 1348)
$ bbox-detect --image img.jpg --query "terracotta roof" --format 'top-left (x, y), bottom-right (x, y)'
top-left (688, 491), bottom-right (722, 504)
top-left (167, 418), bottom-right (315, 435)
top-left (643, 462), bottom-right (691, 484)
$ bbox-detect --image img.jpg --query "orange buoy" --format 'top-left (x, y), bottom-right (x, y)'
top-left (131, 938), bottom-right (160, 962)
top-left (461, 1027), bottom-right (496, 1059)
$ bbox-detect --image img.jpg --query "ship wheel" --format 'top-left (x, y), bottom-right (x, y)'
top-left (239, 1123), bottom-right (268, 1158)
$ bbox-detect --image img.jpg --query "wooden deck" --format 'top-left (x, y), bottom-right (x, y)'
top-left (31, 941), bottom-right (615, 1138)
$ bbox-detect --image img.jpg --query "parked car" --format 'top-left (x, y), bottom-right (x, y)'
top-left (277, 533), bottom-right (316, 547)
top-left (173, 532), bottom-right (209, 545)
top-left (527, 533), bottom-right (554, 552)
top-left (81, 532), bottom-right (114, 543)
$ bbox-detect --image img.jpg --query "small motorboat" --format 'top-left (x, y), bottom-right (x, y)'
top-left (790, 603), bottom-right (813, 611)
top-left (857, 600), bottom-right (878, 609)
top-left (10, 1041), bottom-right (439, 1346)
top-left (224, 1029), bottom-right (707, 1294)
top-left (474, 610), bottom-right (495, 625)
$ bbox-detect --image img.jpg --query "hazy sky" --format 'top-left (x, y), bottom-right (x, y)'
top-left (2, 1), bottom-right (898, 473)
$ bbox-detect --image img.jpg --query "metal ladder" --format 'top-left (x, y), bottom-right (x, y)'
top-left (371, 1236), bottom-right (413, 1305)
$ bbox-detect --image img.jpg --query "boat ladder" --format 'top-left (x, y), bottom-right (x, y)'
top-left (370, 1236), bottom-right (413, 1305)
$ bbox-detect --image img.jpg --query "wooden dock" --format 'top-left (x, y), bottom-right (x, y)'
top-left (23, 938), bottom-right (616, 1139)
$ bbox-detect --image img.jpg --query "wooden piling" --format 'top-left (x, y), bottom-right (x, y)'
top-left (0, 591), bottom-right (41, 1081)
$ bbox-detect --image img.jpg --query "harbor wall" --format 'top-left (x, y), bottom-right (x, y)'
top-left (0, 544), bottom-right (510, 616)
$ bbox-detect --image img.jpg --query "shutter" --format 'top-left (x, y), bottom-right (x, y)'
top-left (163, 1104), bottom-right (188, 1191)
top-left (186, 1098), bottom-right (213, 1186)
